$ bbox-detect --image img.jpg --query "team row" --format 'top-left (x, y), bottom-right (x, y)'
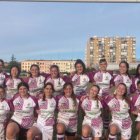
top-left (0, 81), bottom-right (139, 140)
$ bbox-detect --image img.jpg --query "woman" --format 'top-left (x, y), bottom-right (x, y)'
top-left (5, 65), bottom-right (22, 99)
top-left (6, 82), bottom-right (38, 140)
top-left (107, 83), bottom-right (132, 140)
top-left (114, 61), bottom-right (132, 95)
top-left (92, 59), bottom-right (113, 97)
top-left (46, 65), bottom-right (65, 97)
top-left (56, 82), bottom-right (79, 140)
top-left (27, 82), bottom-right (56, 140)
top-left (0, 86), bottom-right (11, 140)
top-left (24, 64), bottom-right (45, 98)
top-left (81, 85), bottom-right (103, 140)
top-left (0, 59), bottom-right (8, 87)
top-left (71, 59), bottom-right (89, 98)
top-left (91, 59), bottom-right (113, 137)
top-left (131, 64), bottom-right (140, 93)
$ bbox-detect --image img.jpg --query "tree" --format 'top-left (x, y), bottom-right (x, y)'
top-left (6, 54), bottom-right (21, 73)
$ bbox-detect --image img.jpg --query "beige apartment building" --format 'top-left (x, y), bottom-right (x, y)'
top-left (85, 36), bottom-right (136, 68)
top-left (21, 60), bottom-right (76, 73)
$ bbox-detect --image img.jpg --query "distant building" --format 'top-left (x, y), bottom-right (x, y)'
top-left (21, 60), bottom-right (76, 73)
top-left (85, 36), bottom-right (136, 68)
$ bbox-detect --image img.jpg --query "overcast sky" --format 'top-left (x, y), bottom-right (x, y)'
top-left (0, 2), bottom-right (139, 62)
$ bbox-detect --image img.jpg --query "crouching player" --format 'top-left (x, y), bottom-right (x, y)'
top-left (81, 85), bottom-right (103, 140)
top-left (0, 86), bottom-right (11, 140)
top-left (27, 82), bottom-right (56, 140)
top-left (6, 82), bottom-right (38, 140)
top-left (131, 80), bottom-right (140, 140)
top-left (107, 83), bottom-right (132, 140)
top-left (56, 82), bottom-right (79, 140)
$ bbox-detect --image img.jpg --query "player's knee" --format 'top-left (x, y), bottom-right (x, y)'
top-left (109, 124), bottom-right (118, 135)
top-left (82, 125), bottom-right (91, 137)
top-left (27, 130), bottom-right (34, 139)
top-left (57, 123), bottom-right (65, 134)
top-left (6, 125), bottom-right (16, 137)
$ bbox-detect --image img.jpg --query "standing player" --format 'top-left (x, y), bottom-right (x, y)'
top-left (81, 85), bottom-right (103, 140)
top-left (91, 59), bottom-right (113, 137)
top-left (56, 82), bottom-right (79, 140)
top-left (0, 59), bottom-right (8, 87)
top-left (0, 86), bottom-right (11, 140)
top-left (92, 59), bottom-right (113, 98)
top-left (27, 82), bottom-right (56, 140)
top-left (114, 61), bottom-right (132, 95)
top-left (71, 59), bottom-right (89, 98)
top-left (131, 64), bottom-right (140, 93)
top-left (24, 64), bottom-right (45, 98)
top-left (107, 83), bottom-right (132, 140)
top-left (45, 65), bottom-right (65, 97)
top-left (5, 65), bottom-right (22, 99)
top-left (6, 82), bottom-right (38, 140)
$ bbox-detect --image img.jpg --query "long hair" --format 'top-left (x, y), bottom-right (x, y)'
top-left (74, 59), bottom-right (86, 74)
top-left (135, 64), bottom-right (140, 78)
top-left (0, 85), bottom-right (5, 93)
top-left (10, 65), bottom-right (21, 78)
top-left (114, 83), bottom-right (130, 105)
top-left (29, 64), bottom-right (40, 77)
top-left (42, 82), bottom-right (54, 101)
top-left (119, 61), bottom-right (130, 77)
top-left (63, 82), bottom-right (77, 106)
top-left (89, 84), bottom-right (100, 107)
top-left (0, 86), bottom-right (5, 99)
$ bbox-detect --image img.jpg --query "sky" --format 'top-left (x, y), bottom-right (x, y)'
top-left (0, 2), bottom-right (140, 62)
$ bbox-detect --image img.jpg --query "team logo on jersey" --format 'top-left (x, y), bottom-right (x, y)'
top-left (0, 105), bottom-right (4, 110)
top-left (123, 103), bottom-right (128, 109)
top-left (82, 78), bottom-right (87, 82)
top-left (50, 102), bottom-right (55, 108)
top-left (105, 76), bottom-right (109, 80)
top-left (126, 78), bottom-right (131, 84)
top-left (26, 103), bottom-right (31, 108)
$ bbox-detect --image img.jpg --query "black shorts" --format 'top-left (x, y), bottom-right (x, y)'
top-left (65, 131), bottom-right (76, 136)
top-left (10, 119), bottom-right (28, 140)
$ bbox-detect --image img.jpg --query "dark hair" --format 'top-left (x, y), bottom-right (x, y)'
top-left (90, 84), bottom-right (100, 107)
top-left (63, 82), bottom-right (77, 106)
top-left (10, 65), bottom-right (21, 78)
top-left (137, 80), bottom-right (140, 86)
top-left (0, 59), bottom-right (4, 66)
top-left (43, 82), bottom-right (54, 101)
top-left (74, 59), bottom-right (86, 74)
top-left (29, 64), bottom-right (40, 77)
top-left (0, 85), bottom-right (5, 93)
top-left (99, 58), bottom-right (107, 64)
top-left (50, 65), bottom-right (60, 78)
top-left (135, 64), bottom-right (140, 78)
top-left (119, 61), bottom-right (130, 76)
top-left (115, 83), bottom-right (130, 105)
top-left (18, 82), bottom-right (29, 91)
